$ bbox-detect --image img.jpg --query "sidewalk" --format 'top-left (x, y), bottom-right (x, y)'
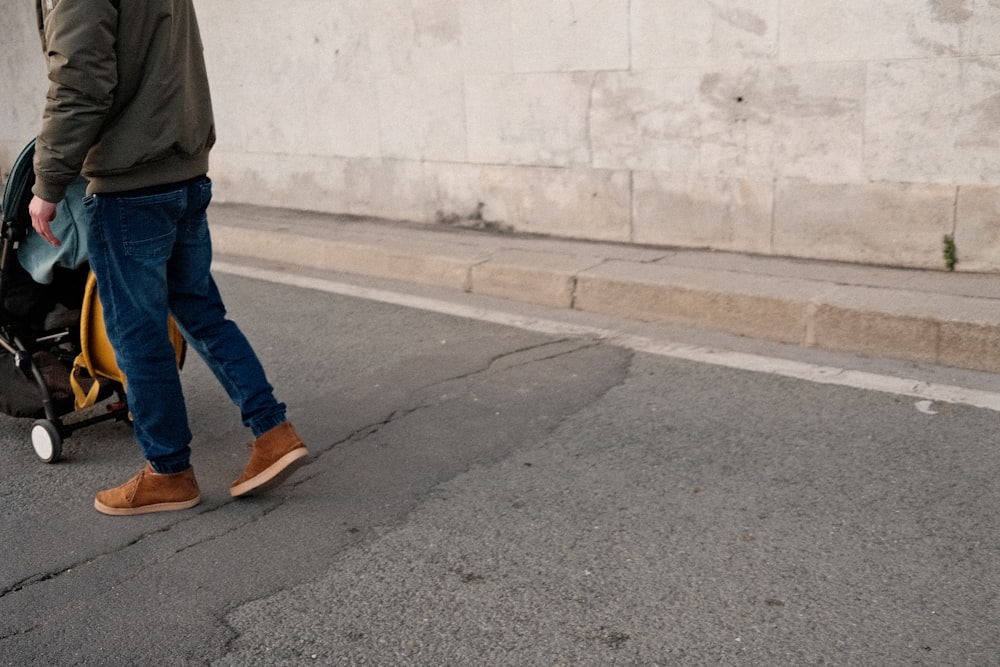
top-left (210, 202), bottom-right (1000, 374)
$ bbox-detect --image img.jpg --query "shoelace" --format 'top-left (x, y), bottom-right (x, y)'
top-left (124, 468), bottom-right (146, 503)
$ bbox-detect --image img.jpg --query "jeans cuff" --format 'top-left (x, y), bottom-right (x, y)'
top-left (248, 404), bottom-right (287, 438)
top-left (149, 454), bottom-right (191, 475)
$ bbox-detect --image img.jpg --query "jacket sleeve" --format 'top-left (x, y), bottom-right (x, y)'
top-left (32, 0), bottom-right (118, 203)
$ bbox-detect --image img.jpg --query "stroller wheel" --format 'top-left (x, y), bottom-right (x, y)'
top-left (30, 420), bottom-right (63, 463)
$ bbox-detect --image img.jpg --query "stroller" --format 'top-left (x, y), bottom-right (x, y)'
top-left (1, 139), bottom-right (185, 463)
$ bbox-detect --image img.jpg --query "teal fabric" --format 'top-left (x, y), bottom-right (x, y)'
top-left (17, 177), bottom-right (89, 284)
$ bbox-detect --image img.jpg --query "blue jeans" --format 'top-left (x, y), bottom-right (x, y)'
top-left (83, 177), bottom-right (286, 474)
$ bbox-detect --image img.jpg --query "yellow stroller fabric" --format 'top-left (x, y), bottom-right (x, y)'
top-left (70, 271), bottom-right (186, 410)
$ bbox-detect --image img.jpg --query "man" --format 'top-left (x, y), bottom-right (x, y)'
top-left (29, 0), bottom-right (310, 515)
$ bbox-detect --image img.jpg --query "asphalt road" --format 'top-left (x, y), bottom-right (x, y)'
top-left (1, 265), bottom-right (998, 666)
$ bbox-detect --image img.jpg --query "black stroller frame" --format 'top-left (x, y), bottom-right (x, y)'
top-left (1, 139), bottom-right (129, 462)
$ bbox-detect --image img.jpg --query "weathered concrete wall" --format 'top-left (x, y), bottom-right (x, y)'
top-left (3, 1), bottom-right (999, 271)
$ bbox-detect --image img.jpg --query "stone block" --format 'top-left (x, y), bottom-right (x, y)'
top-left (424, 162), bottom-right (631, 241)
top-left (488, 165), bottom-right (632, 241)
top-left (592, 63), bottom-right (863, 182)
top-left (771, 63), bottom-right (866, 181)
top-left (773, 179), bottom-right (956, 268)
top-left (938, 320), bottom-right (1000, 373)
top-left (422, 162), bottom-right (498, 227)
top-left (335, 238), bottom-right (481, 290)
top-left (631, 0), bottom-right (779, 68)
top-left (210, 152), bottom-right (352, 214)
top-left (0, 1), bottom-right (45, 145)
top-left (470, 250), bottom-right (597, 308)
top-left (368, 0), bottom-right (467, 161)
top-left (866, 58), bottom-right (1000, 185)
top-left (952, 58), bottom-right (1000, 185)
top-left (633, 173), bottom-right (773, 254)
top-left (367, 0), bottom-right (463, 75)
top-left (511, 0), bottom-right (630, 72)
top-left (467, 72), bottom-right (595, 167)
top-left (591, 65), bottom-right (778, 176)
top-left (212, 222), bottom-right (483, 291)
top-left (955, 186), bottom-right (1000, 272)
top-left (214, 152), bottom-right (431, 225)
top-left (204, 2), bottom-right (381, 158)
top-left (808, 287), bottom-right (944, 364)
top-left (344, 158), bottom-right (430, 222)
top-left (591, 70), bottom-right (703, 172)
top-left (965, 1), bottom-right (1000, 55)
top-left (460, 1), bottom-right (513, 73)
top-left (809, 284), bottom-right (1000, 370)
top-left (574, 261), bottom-right (814, 343)
top-left (780, 0), bottom-right (988, 61)
top-left (375, 71), bottom-right (468, 162)
top-left (696, 66), bottom-right (778, 177)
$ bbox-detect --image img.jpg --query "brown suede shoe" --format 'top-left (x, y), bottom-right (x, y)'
top-left (94, 463), bottom-right (201, 516)
top-left (230, 422), bottom-right (310, 497)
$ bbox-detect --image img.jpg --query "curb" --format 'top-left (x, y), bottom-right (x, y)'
top-left (210, 203), bottom-right (1000, 374)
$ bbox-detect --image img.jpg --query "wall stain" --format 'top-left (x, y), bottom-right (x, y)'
top-left (958, 92), bottom-right (1000, 148)
top-left (906, 19), bottom-right (961, 56)
top-left (699, 70), bottom-right (773, 124)
top-left (707, 1), bottom-right (769, 36)
top-left (775, 83), bottom-right (861, 119)
top-left (928, 0), bottom-right (973, 24)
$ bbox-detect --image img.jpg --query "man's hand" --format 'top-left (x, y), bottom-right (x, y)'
top-left (29, 195), bottom-right (61, 247)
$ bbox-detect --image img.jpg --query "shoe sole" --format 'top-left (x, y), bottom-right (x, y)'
top-left (94, 495), bottom-right (201, 516)
top-left (230, 447), bottom-right (310, 498)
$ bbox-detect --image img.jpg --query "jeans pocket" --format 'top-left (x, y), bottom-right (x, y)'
top-left (183, 178), bottom-right (213, 242)
top-left (197, 177), bottom-right (213, 207)
top-left (117, 191), bottom-right (184, 260)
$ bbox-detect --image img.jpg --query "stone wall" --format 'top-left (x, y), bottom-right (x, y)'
top-left (3, 1), bottom-right (999, 271)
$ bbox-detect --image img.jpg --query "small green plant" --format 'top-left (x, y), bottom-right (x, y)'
top-left (943, 234), bottom-right (957, 271)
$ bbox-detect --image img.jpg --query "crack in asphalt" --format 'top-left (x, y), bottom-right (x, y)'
top-left (0, 511), bottom-right (205, 601)
top-left (411, 337), bottom-right (603, 393)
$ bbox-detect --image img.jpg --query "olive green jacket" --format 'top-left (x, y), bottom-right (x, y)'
top-left (33, 0), bottom-right (215, 201)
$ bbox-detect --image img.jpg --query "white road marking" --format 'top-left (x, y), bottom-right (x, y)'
top-left (214, 261), bottom-right (1000, 413)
